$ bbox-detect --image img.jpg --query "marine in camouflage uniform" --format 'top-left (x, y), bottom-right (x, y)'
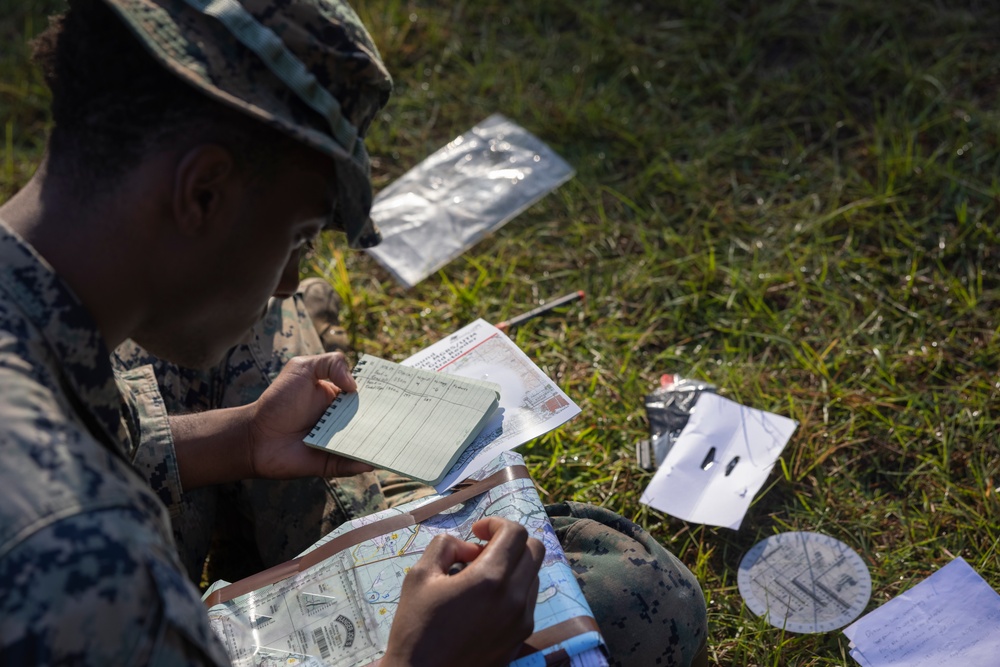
top-left (0, 221), bottom-right (230, 664)
top-left (1, 0), bottom-right (707, 663)
top-left (114, 291), bottom-right (709, 666)
top-left (114, 293), bottom-right (434, 581)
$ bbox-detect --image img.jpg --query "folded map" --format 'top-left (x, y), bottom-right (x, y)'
top-left (204, 451), bottom-right (608, 667)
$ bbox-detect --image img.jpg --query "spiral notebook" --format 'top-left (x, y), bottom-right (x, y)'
top-left (304, 354), bottom-right (501, 485)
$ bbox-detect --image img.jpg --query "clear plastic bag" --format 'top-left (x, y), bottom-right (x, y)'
top-left (366, 113), bottom-right (575, 288)
top-left (636, 373), bottom-right (718, 470)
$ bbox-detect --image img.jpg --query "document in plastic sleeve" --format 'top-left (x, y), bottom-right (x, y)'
top-left (205, 451), bottom-right (607, 667)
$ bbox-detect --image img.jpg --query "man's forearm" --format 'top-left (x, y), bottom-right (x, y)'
top-left (169, 354), bottom-right (370, 490)
top-left (171, 405), bottom-right (256, 491)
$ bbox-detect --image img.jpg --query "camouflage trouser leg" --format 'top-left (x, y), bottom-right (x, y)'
top-left (546, 502), bottom-right (709, 667)
top-left (114, 293), bottom-right (434, 582)
top-left (117, 292), bottom-right (708, 665)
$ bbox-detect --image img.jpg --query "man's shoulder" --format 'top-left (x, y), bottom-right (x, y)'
top-left (0, 348), bottom-right (170, 561)
top-left (0, 294), bottom-right (50, 373)
top-left (0, 289), bottom-right (79, 421)
top-left (0, 507), bottom-right (230, 666)
top-left (0, 293), bottom-right (227, 665)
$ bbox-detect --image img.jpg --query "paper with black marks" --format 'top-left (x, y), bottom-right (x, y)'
top-left (639, 392), bottom-right (797, 530)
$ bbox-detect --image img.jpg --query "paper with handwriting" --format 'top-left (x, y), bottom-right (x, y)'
top-left (843, 557), bottom-right (1000, 666)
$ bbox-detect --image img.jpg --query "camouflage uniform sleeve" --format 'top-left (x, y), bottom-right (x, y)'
top-left (116, 365), bottom-right (185, 519)
top-left (0, 507), bottom-right (230, 666)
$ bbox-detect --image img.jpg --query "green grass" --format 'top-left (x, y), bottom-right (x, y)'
top-left (3, 1), bottom-right (999, 664)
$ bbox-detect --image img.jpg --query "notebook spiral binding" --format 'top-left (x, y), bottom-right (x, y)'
top-left (307, 360), bottom-right (367, 438)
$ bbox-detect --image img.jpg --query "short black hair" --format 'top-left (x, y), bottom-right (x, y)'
top-left (33, 0), bottom-right (297, 200)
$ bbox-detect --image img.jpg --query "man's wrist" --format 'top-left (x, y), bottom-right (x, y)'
top-left (242, 401), bottom-right (261, 479)
top-left (172, 403), bottom-right (258, 490)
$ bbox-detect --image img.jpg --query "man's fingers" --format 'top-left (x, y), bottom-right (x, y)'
top-left (468, 521), bottom-right (542, 650)
top-left (288, 353), bottom-right (357, 393)
top-left (317, 352), bottom-right (357, 392)
top-left (524, 534), bottom-right (545, 569)
top-left (471, 516), bottom-right (522, 544)
top-left (419, 534), bottom-right (484, 575)
top-left (316, 379), bottom-right (340, 401)
top-left (470, 518), bottom-right (545, 588)
top-left (322, 454), bottom-right (374, 478)
top-left (507, 535), bottom-right (545, 591)
top-left (471, 517), bottom-right (536, 565)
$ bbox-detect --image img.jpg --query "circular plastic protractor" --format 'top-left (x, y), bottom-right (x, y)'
top-left (738, 531), bottom-right (872, 634)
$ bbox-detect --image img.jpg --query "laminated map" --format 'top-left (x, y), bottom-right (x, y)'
top-left (204, 451), bottom-right (607, 667)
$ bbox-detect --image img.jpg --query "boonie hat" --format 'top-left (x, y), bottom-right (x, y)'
top-left (102, 0), bottom-right (391, 249)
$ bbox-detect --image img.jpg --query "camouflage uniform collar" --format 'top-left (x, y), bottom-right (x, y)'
top-left (0, 218), bottom-right (124, 455)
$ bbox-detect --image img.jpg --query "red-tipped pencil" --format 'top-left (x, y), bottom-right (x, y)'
top-left (496, 290), bottom-right (586, 331)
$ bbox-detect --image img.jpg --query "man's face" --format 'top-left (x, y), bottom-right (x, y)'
top-left (131, 145), bottom-right (336, 368)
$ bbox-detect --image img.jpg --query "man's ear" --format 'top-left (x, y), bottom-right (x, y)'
top-left (172, 145), bottom-right (238, 236)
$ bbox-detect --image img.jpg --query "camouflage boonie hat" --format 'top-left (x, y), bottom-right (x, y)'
top-left (102, 0), bottom-right (391, 249)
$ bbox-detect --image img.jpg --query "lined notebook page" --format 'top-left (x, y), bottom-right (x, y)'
top-left (303, 355), bottom-right (500, 484)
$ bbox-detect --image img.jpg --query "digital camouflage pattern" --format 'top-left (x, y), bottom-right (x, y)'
top-left (114, 292), bottom-right (436, 581)
top-left (0, 219), bottom-right (229, 665)
top-left (548, 502), bottom-right (709, 667)
top-left (2, 0), bottom-right (707, 658)
top-left (102, 0), bottom-right (392, 249)
top-left (118, 287), bottom-right (708, 665)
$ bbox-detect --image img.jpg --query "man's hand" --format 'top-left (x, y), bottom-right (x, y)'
top-left (381, 517), bottom-right (545, 667)
top-left (173, 352), bottom-right (372, 490)
top-left (246, 352), bottom-right (373, 479)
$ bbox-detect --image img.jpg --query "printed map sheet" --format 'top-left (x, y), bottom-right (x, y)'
top-left (205, 451), bottom-right (606, 667)
top-left (401, 318), bottom-right (581, 491)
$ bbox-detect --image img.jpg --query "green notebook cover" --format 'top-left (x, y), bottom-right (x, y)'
top-left (303, 354), bottom-right (501, 485)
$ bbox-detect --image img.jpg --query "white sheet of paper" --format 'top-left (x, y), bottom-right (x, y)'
top-left (639, 393), bottom-right (797, 530)
top-left (401, 319), bottom-right (581, 491)
top-left (842, 557), bottom-right (1000, 667)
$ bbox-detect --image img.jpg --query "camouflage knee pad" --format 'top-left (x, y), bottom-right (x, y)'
top-left (545, 501), bottom-right (708, 667)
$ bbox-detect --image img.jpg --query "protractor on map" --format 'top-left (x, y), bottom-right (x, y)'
top-left (738, 531), bottom-right (872, 634)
